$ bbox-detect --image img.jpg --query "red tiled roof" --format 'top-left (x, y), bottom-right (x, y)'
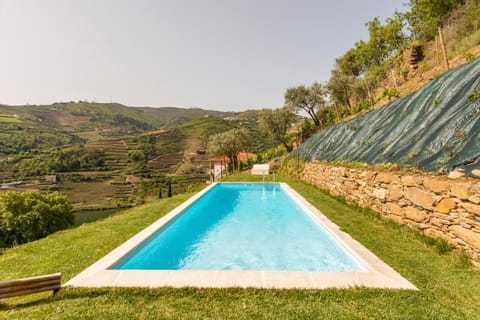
top-left (210, 152), bottom-right (257, 162)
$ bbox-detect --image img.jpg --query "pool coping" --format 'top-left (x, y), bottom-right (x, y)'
top-left (65, 182), bottom-right (417, 290)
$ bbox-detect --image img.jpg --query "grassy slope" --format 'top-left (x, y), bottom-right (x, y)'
top-left (0, 175), bottom-right (479, 319)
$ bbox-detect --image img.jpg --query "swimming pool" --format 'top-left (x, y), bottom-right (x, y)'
top-left (113, 183), bottom-right (366, 272)
top-left (66, 182), bottom-right (416, 289)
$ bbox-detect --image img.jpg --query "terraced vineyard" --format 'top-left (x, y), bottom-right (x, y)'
top-left (146, 129), bottom-right (186, 174)
top-left (86, 139), bottom-right (130, 171)
top-left (0, 105), bottom-right (269, 211)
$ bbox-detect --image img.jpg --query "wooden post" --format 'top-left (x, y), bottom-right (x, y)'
top-left (435, 35), bottom-right (440, 67)
top-left (438, 27), bottom-right (449, 71)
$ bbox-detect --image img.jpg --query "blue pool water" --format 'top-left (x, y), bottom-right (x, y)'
top-left (113, 183), bottom-right (367, 272)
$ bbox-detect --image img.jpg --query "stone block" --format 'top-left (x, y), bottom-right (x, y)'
top-left (359, 171), bottom-right (376, 181)
top-left (344, 180), bottom-right (358, 189)
top-left (423, 177), bottom-right (450, 194)
top-left (372, 188), bottom-right (387, 201)
top-left (430, 217), bottom-right (444, 227)
top-left (375, 172), bottom-right (400, 183)
top-left (448, 169), bottom-right (465, 179)
top-left (424, 228), bottom-right (445, 239)
top-left (460, 222), bottom-right (472, 229)
top-left (435, 198), bottom-right (456, 214)
top-left (385, 202), bottom-right (403, 216)
top-left (451, 226), bottom-right (480, 249)
top-left (404, 206), bottom-right (428, 223)
top-left (471, 183), bottom-right (480, 196)
top-left (401, 175), bottom-right (418, 186)
top-left (469, 195), bottom-right (480, 204)
top-left (385, 214), bottom-right (404, 224)
top-left (451, 183), bottom-right (471, 200)
top-left (403, 187), bottom-right (435, 210)
top-left (461, 203), bottom-right (480, 216)
top-left (332, 167), bottom-right (346, 177)
top-left (387, 185), bottom-right (403, 201)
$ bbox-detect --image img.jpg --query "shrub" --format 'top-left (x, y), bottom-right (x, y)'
top-left (468, 90), bottom-right (480, 102)
top-left (0, 191), bottom-right (74, 247)
top-left (382, 88), bottom-right (400, 101)
top-left (129, 150), bottom-right (145, 161)
top-left (462, 51), bottom-right (476, 62)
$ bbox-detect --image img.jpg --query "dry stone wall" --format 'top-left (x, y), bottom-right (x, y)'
top-left (301, 163), bottom-right (480, 260)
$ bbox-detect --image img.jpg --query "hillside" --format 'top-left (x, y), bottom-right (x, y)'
top-left (290, 58), bottom-right (480, 177)
top-left (0, 103), bottom-right (270, 210)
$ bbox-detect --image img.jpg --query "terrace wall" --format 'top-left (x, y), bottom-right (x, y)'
top-left (299, 163), bottom-right (480, 260)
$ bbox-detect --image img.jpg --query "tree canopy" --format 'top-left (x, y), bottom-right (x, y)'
top-left (284, 82), bottom-right (327, 127)
top-left (207, 128), bottom-right (250, 169)
top-left (406, 0), bottom-right (463, 40)
top-left (0, 191), bottom-right (74, 247)
top-left (258, 107), bottom-right (296, 151)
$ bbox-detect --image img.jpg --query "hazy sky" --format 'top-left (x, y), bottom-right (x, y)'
top-left (0, 0), bottom-right (406, 111)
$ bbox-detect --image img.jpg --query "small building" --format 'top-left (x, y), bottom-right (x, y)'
top-left (44, 175), bottom-right (58, 183)
top-left (210, 156), bottom-right (230, 181)
top-left (237, 152), bottom-right (257, 163)
top-left (209, 152), bottom-right (257, 181)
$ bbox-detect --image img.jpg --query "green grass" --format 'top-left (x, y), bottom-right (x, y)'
top-left (73, 208), bottom-right (123, 226)
top-left (0, 116), bottom-right (22, 123)
top-left (1, 174), bottom-right (479, 319)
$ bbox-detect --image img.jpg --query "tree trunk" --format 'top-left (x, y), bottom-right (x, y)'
top-left (363, 78), bottom-right (374, 108)
top-left (334, 105), bottom-right (340, 123)
top-left (438, 27), bottom-right (449, 71)
top-left (309, 110), bottom-right (320, 127)
top-left (282, 140), bottom-right (292, 152)
top-left (391, 69), bottom-right (397, 88)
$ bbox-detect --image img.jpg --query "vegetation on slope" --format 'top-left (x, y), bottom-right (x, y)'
top-left (284, 1), bottom-right (480, 137)
top-left (290, 58), bottom-right (480, 175)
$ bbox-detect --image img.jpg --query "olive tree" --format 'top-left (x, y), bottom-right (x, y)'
top-left (207, 128), bottom-right (250, 171)
top-left (258, 107), bottom-right (296, 151)
top-left (284, 82), bottom-right (327, 127)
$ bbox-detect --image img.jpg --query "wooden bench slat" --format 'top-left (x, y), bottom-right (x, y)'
top-left (0, 279), bottom-right (61, 294)
top-left (0, 273), bottom-right (61, 299)
top-left (0, 284), bottom-right (61, 299)
top-left (0, 273), bottom-right (61, 288)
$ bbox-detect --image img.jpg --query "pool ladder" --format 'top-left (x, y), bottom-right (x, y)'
top-left (262, 171), bottom-right (275, 185)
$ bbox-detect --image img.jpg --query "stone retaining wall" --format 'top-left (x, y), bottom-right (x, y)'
top-left (300, 163), bottom-right (480, 260)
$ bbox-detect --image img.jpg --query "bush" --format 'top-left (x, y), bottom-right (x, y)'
top-left (382, 88), bottom-right (400, 101)
top-left (462, 51), bottom-right (476, 62)
top-left (129, 150), bottom-right (145, 161)
top-left (468, 90), bottom-right (480, 102)
top-left (0, 191), bottom-right (74, 247)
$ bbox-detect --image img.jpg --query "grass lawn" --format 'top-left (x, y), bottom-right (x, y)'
top-left (1, 174), bottom-right (479, 319)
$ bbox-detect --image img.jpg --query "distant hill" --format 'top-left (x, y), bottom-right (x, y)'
top-left (0, 101), bottom-right (233, 133)
top-left (290, 58), bottom-right (480, 177)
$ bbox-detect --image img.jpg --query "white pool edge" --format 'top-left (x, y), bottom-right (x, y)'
top-left (65, 182), bottom-right (417, 290)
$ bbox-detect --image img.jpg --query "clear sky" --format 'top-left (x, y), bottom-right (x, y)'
top-left (0, 0), bottom-right (406, 111)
